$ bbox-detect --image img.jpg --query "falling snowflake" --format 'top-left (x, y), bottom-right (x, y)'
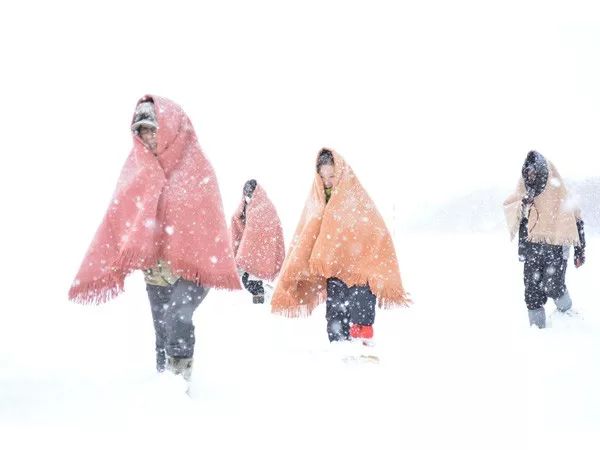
top-left (165, 225), bottom-right (175, 235)
top-left (210, 256), bottom-right (218, 264)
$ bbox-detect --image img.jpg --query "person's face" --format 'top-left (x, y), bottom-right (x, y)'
top-left (139, 126), bottom-right (157, 152)
top-left (318, 164), bottom-right (335, 189)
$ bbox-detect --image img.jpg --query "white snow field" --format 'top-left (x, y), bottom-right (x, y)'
top-left (1, 1), bottom-right (600, 449)
top-left (1, 233), bottom-right (598, 449)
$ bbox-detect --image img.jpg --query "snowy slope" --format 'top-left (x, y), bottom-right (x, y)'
top-left (1, 233), bottom-right (598, 450)
top-left (2, 2), bottom-right (600, 449)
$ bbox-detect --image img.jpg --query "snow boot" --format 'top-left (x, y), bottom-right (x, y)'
top-left (167, 356), bottom-right (193, 381)
top-left (350, 324), bottom-right (374, 339)
top-left (553, 291), bottom-right (572, 312)
top-left (350, 324), bottom-right (374, 345)
top-left (253, 294), bottom-right (265, 304)
top-left (528, 307), bottom-right (546, 329)
top-left (344, 325), bottom-right (379, 363)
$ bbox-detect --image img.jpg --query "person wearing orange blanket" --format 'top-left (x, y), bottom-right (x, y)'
top-left (271, 148), bottom-right (410, 344)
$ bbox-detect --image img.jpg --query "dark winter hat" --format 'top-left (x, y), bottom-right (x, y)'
top-left (521, 150), bottom-right (549, 198)
top-left (131, 101), bottom-right (158, 132)
top-left (316, 148), bottom-right (334, 171)
top-left (243, 179), bottom-right (257, 198)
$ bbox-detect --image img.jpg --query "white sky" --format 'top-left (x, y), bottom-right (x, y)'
top-left (1, 0), bottom-right (599, 272)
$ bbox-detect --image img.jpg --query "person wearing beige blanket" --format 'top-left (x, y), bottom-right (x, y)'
top-left (503, 151), bottom-right (586, 328)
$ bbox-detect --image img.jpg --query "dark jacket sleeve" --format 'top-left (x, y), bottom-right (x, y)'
top-left (574, 219), bottom-right (586, 263)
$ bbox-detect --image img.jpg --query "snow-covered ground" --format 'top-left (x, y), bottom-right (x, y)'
top-left (1, 232), bottom-right (598, 449)
top-left (2, 1), bottom-right (600, 449)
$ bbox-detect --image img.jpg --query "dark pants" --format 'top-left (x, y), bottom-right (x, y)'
top-left (326, 277), bottom-right (376, 342)
top-left (242, 272), bottom-right (264, 296)
top-left (146, 279), bottom-right (209, 370)
top-left (523, 244), bottom-right (568, 310)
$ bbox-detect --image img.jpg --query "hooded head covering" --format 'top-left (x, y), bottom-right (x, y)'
top-left (243, 179), bottom-right (258, 199)
top-left (522, 150), bottom-right (549, 199)
top-left (270, 149), bottom-right (410, 318)
top-left (504, 151), bottom-right (581, 246)
top-left (316, 148), bottom-right (334, 171)
top-left (131, 100), bottom-right (158, 132)
top-left (69, 95), bottom-right (241, 303)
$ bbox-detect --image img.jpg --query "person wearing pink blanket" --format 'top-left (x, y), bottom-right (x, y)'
top-left (230, 179), bottom-right (285, 304)
top-left (69, 95), bottom-right (240, 380)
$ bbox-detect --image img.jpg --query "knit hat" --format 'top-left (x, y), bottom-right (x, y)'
top-left (243, 179), bottom-right (258, 198)
top-left (131, 101), bottom-right (158, 132)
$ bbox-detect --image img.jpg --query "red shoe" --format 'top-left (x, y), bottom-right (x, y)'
top-left (350, 323), bottom-right (361, 339)
top-left (349, 324), bottom-right (374, 339)
top-left (359, 324), bottom-right (374, 339)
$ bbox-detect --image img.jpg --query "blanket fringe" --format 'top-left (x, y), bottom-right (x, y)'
top-left (271, 302), bottom-right (316, 319)
top-left (308, 260), bottom-right (410, 307)
top-left (68, 249), bottom-right (154, 304)
top-left (69, 250), bottom-right (242, 304)
top-left (527, 234), bottom-right (581, 247)
top-left (236, 261), bottom-right (279, 282)
top-left (68, 275), bottom-right (125, 305)
top-left (171, 260), bottom-right (242, 290)
top-left (270, 283), bottom-right (326, 318)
